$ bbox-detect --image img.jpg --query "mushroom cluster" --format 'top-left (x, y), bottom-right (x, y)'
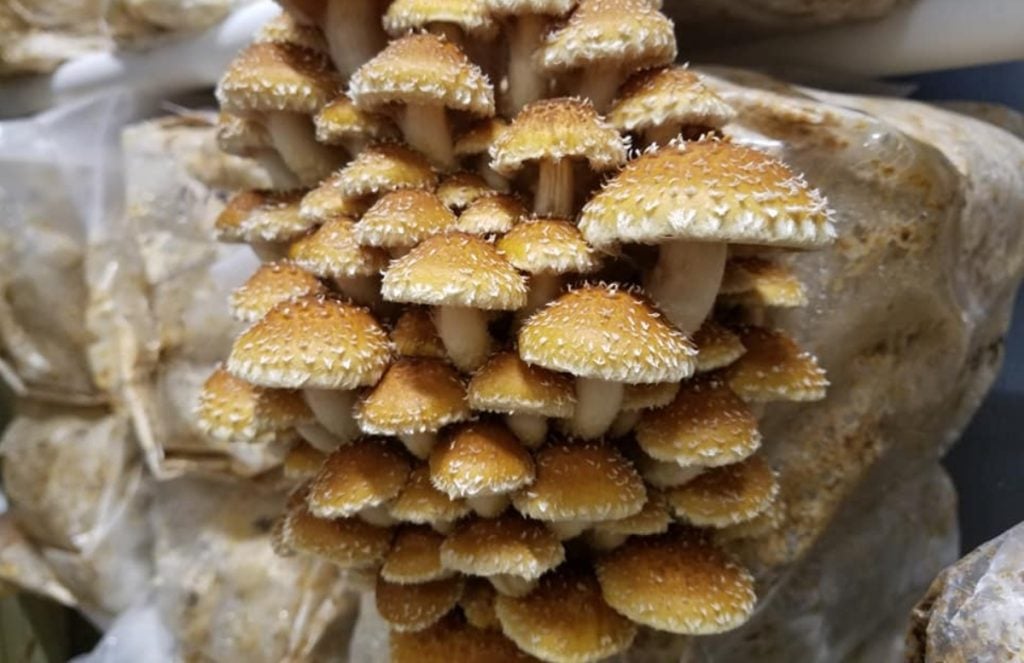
top-left (200, 2), bottom-right (836, 660)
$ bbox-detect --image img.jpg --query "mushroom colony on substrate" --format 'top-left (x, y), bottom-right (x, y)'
top-left (198, 1), bottom-right (836, 660)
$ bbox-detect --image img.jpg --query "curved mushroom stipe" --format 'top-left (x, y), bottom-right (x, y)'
top-left (434, 305), bottom-right (493, 373)
top-left (646, 240), bottom-right (727, 334)
top-left (570, 377), bottom-right (624, 440)
top-left (303, 388), bottom-right (361, 443)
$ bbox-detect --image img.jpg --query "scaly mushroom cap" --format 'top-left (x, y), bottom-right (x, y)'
top-left (489, 98), bottom-right (628, 175)
top-left (454, 118), bottom-right (508, 158)
top-left (636, 376), bottom-right (761, 467)
top-left (254, 12), bottom-right (328, 53)
top-left (283, 440), bottom-right (327, 480)
top-left (383, 525), bottom-right (452, 584)
top-left (715, 494), bottom-right (784, 543)
top-left (693, 319), bottom-right (746, 373)
top-left (512, 440), bottom-right (646, 522)
top-left (300, 175), bottom-right (370, 222)
top-left (483, 0), bottom-right (576, 15)
top-left (287, 217), bottom-right (389, 279)
top-left (335, 143), bottom-right (438, 198)
top-left (389, 465), bottom-right (472, 524)
top-left (391, 308), bottom-right (447, 359)
top-left (579, 140), bottom-right (836, 249)
top-left (384, 0), bottom-right (497, 37)
top-left (350, 34), bottom-right (495, 116)
top-left (666, 454), bottom-right (779, 527)
top-left (357, 358), bottom-right (471, 435)
top-left (216, 112), bottom-right (272, 156)
top-left (497, 217), bottom-right (601, 275)
top-left (390, 614), bottom-right (538, 662)
top-left (216, 42), bottom-right (338, 115)
top-left (724, 326), bottom-right (828, 402)
top-left (440, 513), bottom-right (564, 579)
top-left (429, 421), bottom-right (535, 498)
top-left (437, 172), bottom-right (491, 210)
top-left (621, 381), bottom-right (679, 412)
top-left (468, 351), bottom-right (575, 418)
top-left (196, 366), bottom-right (312, 443)
top-left (314, 95), bottom-right (400, 145)
top-left (382, 233), bottom-right (528, 310)
top-left (518, 285), bottom-right (697, 383)
top-left (460, 579), bottom-right (500, 630)
top-left (540, 0), bottom-right (675, 73)
top-left (283, 499), bottom-right (393, 568)
top-left (227, 295), bottom-right (391, 389)
top-left (307, 439), bottom-right (412, 518)
top-left (377, 575), bottom-right (464, 633)
top-left (596, 529), bottom-right (756, 634)
top-left (215, 190), bottom-right (312, 243)
top-left (719, 257), bottom-right (808, 307)
top-left (592, 488), bottom-right (670, 536)
top-left (355, 189), bottom-right (459, 250)
top-left (229, 261), bottom-right (326, 322)
top-left (608, 67), bottom-right (736, 134)
top-left (495, 567), bottom-right (637, 663)
top-left (455, 194), bottom-right (526, 235)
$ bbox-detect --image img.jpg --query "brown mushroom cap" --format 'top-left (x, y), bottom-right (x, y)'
top-left (355, 189), bottom-right (458, 250)
top-left (196, 366), bottom-right (312, 443)
top-left (391, 308), bottom-right (447, 359)
top-left (719, 257), bottom-right (808, 308)
top-left (314, 95), bottom-right (399, 145)
top-left (382, 233), bottom-right (528, 310)
top-left (377, 574), bottom-right (464, 633)
top-left (636, 375), bottom-right (761, 467)
top-left (389, 465), bottom-right (472, 525)
top-left (283, 440), bottom-right (327, 480)
top-left (482, 0), bottom-right (576, 16)
top-left (216, 42), bottom-right (338, 115)
top-left (666, 454), bottom-right (779, 527)
top-left (608, 67), bottom-right (736, 134)
top-left (350, 33), bottom-right (494, 117)
top-left (356, 358), bottom-right (471, 435)
top-left (429, 421), bottom-right (535, 498)
top-left (495, 566), bottom-right (637, 663)
top-left (518, 285), bottom-right (697, 383)
top-left (227, 295), bottom-right (391, 389)
top-left (621, 381), bottom-right (679, 412)
top-left (229, 260), bottom-right (326, 322)
top-left (496, 217), bottom-right (601, 275)
top-left (440, 513), bottom-right (564, 579)
top-left (460, 578), bottom-right (501, 630)
top-left (215, 190), bottom-right (312, 244)
top-left (254, 12), bottom-right (328, 53)
top-left (216, 112), bottom-right (272, 156)
top-left (299, 175), bottom-right (370, 223)
top-left (693, 319), bottom-right (746, 373)
top-left (436, 172), bottom-right (491, 210)
top-left (512, 440), bottom-right (645, 522)
top-left (715, 493), bottom-right (785, 543)
top-left (287, 217), bottom-right (389, 279)
top-left (579, 140), bottom-right (836, 249)
top-left (334, 143), bottom-right (438, 199)
top-left (384, 0), bottom-right (497, 37)
top-left (383, 525), bottom-right (453, 583)
top-left (455, 194), bottom-right (527, 236)
top-left (591, 487), bottom-right (670, 536)
top-left (724, 326), bottom-right (828, 402)
top-left (390, 614), bottom-right (538, 662)
top-left (454, 118), bottom-right (508, 158)
top-left (307, 439), bottom-right (412, 518)
top-left (283, 499), bottom-right (393, 568)
top-left (489, 98), bottom-right (627, 176)
top-left (467, 351), bottom-right (575, 418)
top-left (595, 530), bottom-right (756, 634)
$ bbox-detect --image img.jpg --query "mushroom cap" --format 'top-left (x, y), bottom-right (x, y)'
top-left (229, 261), bottom-right (326, 322)
top-left (719, 257), bottom-right (808, 308)
top-left (666, 454), bottom-right (779, 527)
top-left (596, 529), bottom-right (756, 634)
top-left (482, 0), bottom-right (576, 16)
top-left (724, 326), bottom-right (828, 402)
top-left (608, 67), bottom-right (736, 134)
top-left (636, 376), bottom-right (761, 467)
top-left (591, 487), bottom-right (670, 536)
top-left (216, 190), bottom-right (312, 244)
top-left (540, 0), bottom-right (676, 73)
top-left (390, 614), bottom-right (538, 662)
top-left (355, 189), bottom-right (458, 250)
top-left (196, 366), bottom-right (312, 444)
top-left (455, 194), bottom-right (526, 236)
top-left (254, 12), bottom-right (328, 53)
top-left (216, 42), bottom-right (338, 115)
top-left (307, 439), bottom-right (412, 518)
top-left (350, 33), bottom-right (495, 116)
top-left (693, 319), bottom-right (746, 373)
top-left (517, 285), bottom-right (697, 383)
top-left (579, 140), bottom-right (836, 249)
top-left (382, 233), bottom-right (528, 310)
top-left (496, 218), bottom-right (601, 275)
top-left (454, 118), bottom-right (508, 157)
top-left (389, 465), bottom-right (472, 524)
top-left (383, 525), bottom-right (453, 583)
top-left (227, 295), bottom-right (391, 389)
top-left (283, 500), bottom-right (393, 568)
top-left (216, 112), bottom-right (272, 156)
top-left (489, 98), bottom-right (628, 175)
top-left (287, 217), bottom-right (389, 279)
top-left (314, 95), bottom-right (400, 145)
top-left (391, 308), bottom-right (447, 359)
top-left (495, 566), bottom-right (637, 663)
top-left (429, 421), bottom-right (535, 498)
top-left (437, 172), bottom-right (491, 210)
top-left (334, 143), bottom-right (438, 199)
top-left (377, 575), bottom-right (464, 633)
top-left (384, 0), bottom-right (497, 37)
top-left (512, 440), bottom-right (646, 522)
top-left (467, 351), bottom-right (575, 418)
top-left (620, 381), bottom-right (679, 412)
top-left (440, 513), bottom-right (564, 579)
top-left (715, 494), bottom-right (784, 543)
top-left (356, 358), bottom-right (471, 435)
top-left (283, 440), bottom-right (327, 480)
top-left (460, 579), bottom-right (501, 630)
top-left (299, 175), bottom-right (370, 223)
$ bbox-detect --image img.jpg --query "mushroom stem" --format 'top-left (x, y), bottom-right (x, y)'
top-left (505, 14), bottom-right (547, 115)
top-left (490, 575), bottom-right (537, 598)
top-left (400, 104), bottom-right (455, 169)
top-left (521, 272), bottom-right (562, 318)
top-left (478, 157), bottom-right (510, 191)
top-left (535, 158), bottom-right (573, 217)
top-left (359, 505), bottom-right (398, 527)
top-left (303, 388), bottom-right (360, 442)
top-left (643, 123), bottom-right (682, 147)
top-left (575, 64), bottom-right (621, 113)
top-left (504, 413), bottom-right (547, 448)
top-left (434, 305), bottom-right (492, 373)
top-left (323, 0), bottom-right (385, 79)
top-left (588, 530), bottom-right (628, 551)
top-left (296, 422), bottom-right (346, 452)
top-left (467, 493), bottom-right (509, 518)
top-left (398, 432), bottom-right (438, 459)
top-left (333, 275), bottom-right (381, 308)
top-left (431, 521), bottom-right (456, 535)
top-left (547, 520), bottom-right (589, 540)
top-left (252, 150), bottom-right (302, 190)
top-left (570, 377), bottom-right (623, 440)
top-left (265, 112), bottom-right (343, 185)
top-left (639, 458), bottom-right (704, 489)
top-left (646, 240), bottom-right (727, 334)
top-left (607, 410), bottom-right (641, 438)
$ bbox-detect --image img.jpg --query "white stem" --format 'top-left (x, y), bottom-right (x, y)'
top-left (400, 104), bottom-right (455, 169)
top-left (479, 160), bottom-right (510, 192)
top-left (296, 423), bottom-right (346, 452)
top-left (333, 275), bottom-right (381, 308)
top-left (303, 389), bottom-right (360, 442)
top-left (467, 494), bottom-right (509, 518)
top-left (547, 520), bottom-right (589, 540)
top-left (434, 306), bottom-right (492, 373)
top-left (490, 575), bottom-right (536, 597)
top-left (323, 0), bottom-right (385, 79)
top-left (359, 504), bottom-right (397, 527)
top-left (535, 159), bottom-right (573, 218)
top-left (266, 112), bottom-right (343, 186)
top-left (250, 241), bottom-right (285, 262)
top-left (639, 458), bottom-right (705, 489)
top-left (346, 568), bottom-right (378, 591)
top-left (589, 530), bottom-right (628, 551)
top-left (571, 378), bottom-right (624, 440)
top-left (504, 413), bottom-right (547, 448)
top-left (398, 432), bottom-right (437, 459)
top-left (607, 410), bottom-right (641, 438)
top-left (522, 273), bottom-right (561, 318)
top-left (505, 14), bottom-right (547, 115)
top-left (575, 64), bottom-right (621, 114)
top-left (431, 521), bottom-right (455, 535)
top-left (252, 149), bottom-right (302, 190)
top-left (646, 240), bottom-right (727, 334)
top-left (643, 122), bottom-right (682, 147)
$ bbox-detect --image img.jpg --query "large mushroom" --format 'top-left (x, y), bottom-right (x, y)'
top-left (286, 216), bottom-right (389, 307)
